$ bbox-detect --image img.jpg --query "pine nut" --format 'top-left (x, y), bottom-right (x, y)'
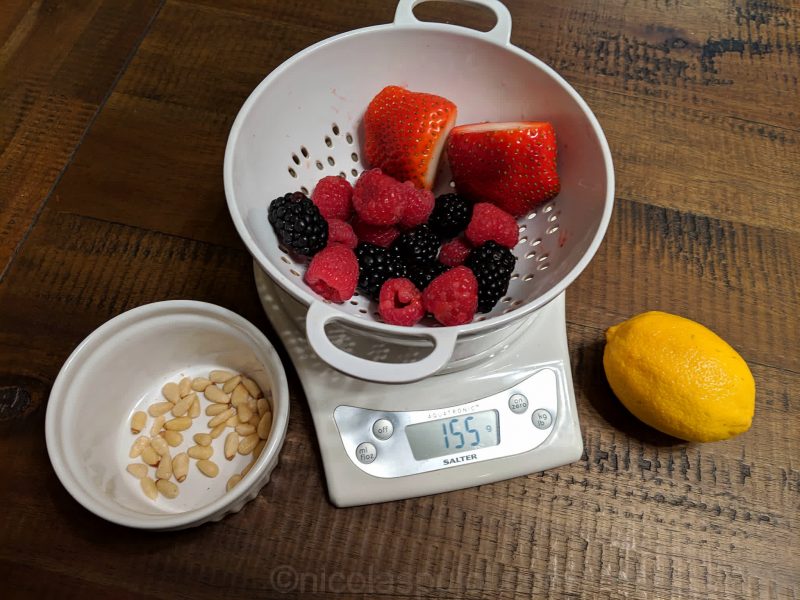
top-left (241, 460), bottom-right (255, 477)
top-left (126, 463), bottom-right (148, 479)
top-left (238, 433), bottom-right (259, 455)
top-left (178, 377), bottom-right (192, 397)
top-left (209, 369), bottom-right (235, 383)
top-left (257, 411), bottom-right (272, 440)
top-left (226, 474), bottom-right (242, 491)
top-left (204, 385), bottom-right (229, 404)
top-left (191, 377), bottom-right (211, 392)
top-left (238, 403), bottom-right (253, 424)
top-left (162, 382), bottom-right (180, 403)
top-left (231, 384), bottom-right (248, 407)
top-left (196, 459), bottom-right (219, 478)
top-left (162, 430), bottom-right (183, 447)
top-left (171, 396), bottom-right (192, 417)
top-left (188, 445), bottom-right (214, 460)
top-left (210, 423), bottom-right (226, 439)
top-left (241, 376), bottom-right (263, 399)
top-left (225, 415), bottom-right (239, 428)
top-left (208, 408), bottom-right (235, 428)
top-left (141, 446), bottom-right (160, 466)
top-left (156, 479), bottom-right (179, 499)
top-left (222, 375), bottom-right (241, 394)
top-left (189, 395), bottom-right (201, 418)
top-left (141, 476), bottom-right (158, 500)
top-left (130, 411), bottom-right (147, 434)
top-left (150, 414), bottom-right (167, 436)
top-left (172, 453), bottom-right (189, 482)
top-left (206, 403), bottom-right (228, 416)
top-left (235, 423), bottom-right (256, 436)
top-left (129, 436), bottom-right (150, 458)
top-left (193, 433), bottom-right (212, 446)
top-left (257, 397), bottom-right (269, 416)
top-left (156, 450), bottom-right (173, 480)
top-left (165, 416), bottom-right (192, 431)
top-left (224, 432), bottom-right (238, 460)
top-left (148, 402), bottom-right (174, 417)
top-left (254, 439), bottom-right (267, 458)
top-left (150, 435), bottom-right (170, 456)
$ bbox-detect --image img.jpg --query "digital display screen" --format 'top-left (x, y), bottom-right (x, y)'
top-left (406, 410), bottom-right (499, 461)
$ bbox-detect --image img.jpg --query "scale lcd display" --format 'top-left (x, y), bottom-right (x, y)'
top-left (406, 410), bottom-right (499, 461)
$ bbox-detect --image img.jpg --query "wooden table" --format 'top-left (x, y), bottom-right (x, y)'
top-left (1, 1), bottom-right (797, 598)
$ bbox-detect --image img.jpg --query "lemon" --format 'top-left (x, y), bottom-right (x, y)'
top-left (603, 311), bottom-right (755, 442)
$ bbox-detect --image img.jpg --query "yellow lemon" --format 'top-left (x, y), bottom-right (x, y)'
top-left (603, 311), bottom-right (755, 442)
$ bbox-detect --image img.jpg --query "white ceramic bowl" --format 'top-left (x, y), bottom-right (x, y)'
top-left (45, 300), bottom-right (289, 530)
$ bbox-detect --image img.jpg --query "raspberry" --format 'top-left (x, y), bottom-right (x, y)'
top-left (465, 202), bottom-right (519, 249)
top-left (304, 244), bottom-right (359, 303)
top-left (465, 241), bottom-right (517, 312)
top-left (439, 238), bottom-right (471, 267)
top-left (352, 169), bottom-right (407, 225)
top-left (398, 182), bottom-right (435, 229)
top-left (392, 224), bottom-right (440, 264)
top-left (352, 218), bottom-right (400, 248)
top-left (311, 175), bottom-right (353, 221)
top-left (326, 219), bottom-right (357, 249)
top-left (379, 278), bottom-right (425, 326)
top-left (355, 243), bottom-right (407, 299)
top-left (268, 192), bottom-right (328, 256)
top-left (407, 261), bottom-right (447, 292)
top-left (422, 266), bottom-right (478, 326)
top-left (428, 193), bottom-right (472, 240)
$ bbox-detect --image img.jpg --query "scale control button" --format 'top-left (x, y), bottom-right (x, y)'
top-left (509, 393), bottom-right (529, 414)
top-left (355, 442), bottom-right (377, 464)
top-left (372, 419), bottom-right (394, 440)
top-left (532, 409), bottom-right (553, 430)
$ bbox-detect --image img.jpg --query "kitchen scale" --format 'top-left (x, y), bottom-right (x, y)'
top-left (254, 263), bottom-right (584, 507)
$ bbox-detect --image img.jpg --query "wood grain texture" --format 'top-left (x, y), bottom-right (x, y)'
top-left (0, 0), bottom-right (163, 279)
top-left (0, 0), bottom-right (797, 599)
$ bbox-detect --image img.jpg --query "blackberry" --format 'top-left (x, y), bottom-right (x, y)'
top-left (392, 224), bottom-right (440, 264)
top-left (428, 193), bottom-right (473, 240)
top-left (407, 261), bottom-right (448, 292)
top-left (465, 241), bottom-right (517, 313)
top-left (268, 192), bottom-right (328, 256)
top-left (354, 243), bottom-right (407, 299)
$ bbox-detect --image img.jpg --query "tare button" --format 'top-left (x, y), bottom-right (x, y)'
top-left (508, 393), bottom-right (529, 414)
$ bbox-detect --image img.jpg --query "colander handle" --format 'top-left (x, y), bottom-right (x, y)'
top-left (393, 0), bottom-right (512, 45)
top-left (305, 301), bottom-right (459, 383)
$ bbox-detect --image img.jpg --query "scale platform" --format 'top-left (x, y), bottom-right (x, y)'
top-left (254, 263), bottom-right (583, 507)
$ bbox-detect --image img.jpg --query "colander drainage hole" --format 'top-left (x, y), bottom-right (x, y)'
top-left (346, 133), bottom-right (354, 144)
top-left (325, 136), bottom-right (333, 148)
top-left (292, 154), bottom-right (300, 165)
top-left (358, 309), bottom-right (367, 314)
top-left (547, 225), bottom-right (559, 235)
top-left (332, 123), bottom-right (340, 135)
top-left (518, 236), bottom-right (528, 245)
top-left (300, 186), bottom-right (309, 195)
top-left (537, 263), bottom-right (550, 271)
top-left (300, 146), bottom-right (309, 158)
top-left (527, 212), bottom-right (537, 220)
top-left (315, 160), bottom-right (323, 170)
top-left (537, 254), bottom-right (549, 262)
top-left (531, 238), bottom-right (542, 246)
top-left (339, 171), bottom-right (346, 178)
top-left (548, 213), bottom-right (558, 223)
top-left (518, 224), bottom-right (527, 232)
top-left (328, 156), bottom-right (335, 166)
top-left (350, 301), bottom-right (358, 306)
top-left (543, 204), bottom-right (553, 213)
top-left (351, 168), bottom-right (358, 177)
top-left (523, 274), bottom-right (534, 281)
top-left (290, 269), bottom-right (300, 277)
top-left (351, 152), bottom-right (359, 162)
top-left (510, 273), bottom-right (519, 280)
top-left (525, 251), bottom-right (536, 259)
top-left (288, 167), bottom-right (297, 178)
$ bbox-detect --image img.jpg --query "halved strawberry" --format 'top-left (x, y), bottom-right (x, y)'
top-left (447, 122), bottom-right (560, 216)
top-left (364, 86), bottom-right (457, 190)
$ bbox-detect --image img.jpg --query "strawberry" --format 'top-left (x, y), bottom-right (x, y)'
top-left (447, 122), bottom-right (560, 216)
top-left (364, 86), bottom-right (457, 190)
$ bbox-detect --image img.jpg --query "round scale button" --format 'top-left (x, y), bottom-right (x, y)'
top-left (531, 408), bottom-right (553, 429)
top-left (372, 418), bottom-right (394, 440)
top-left (508, 393), bottom-right (529, 414)
top-left (355, 442), bottom-right (377, 464)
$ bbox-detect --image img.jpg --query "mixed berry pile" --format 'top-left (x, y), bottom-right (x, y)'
top-left (268, 85), bottom-right (560, 327)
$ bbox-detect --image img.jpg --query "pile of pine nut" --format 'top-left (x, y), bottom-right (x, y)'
top-left (126, 369), bottom-right (272, 501)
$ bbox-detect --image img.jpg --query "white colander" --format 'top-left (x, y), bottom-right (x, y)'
top-left (224, 0), bottom-right (614, 383)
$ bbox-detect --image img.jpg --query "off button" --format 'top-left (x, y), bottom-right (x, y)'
top-left (372, 418), bottom-right (394, 440)
top-left (355, 442), bottom-right (377, 464)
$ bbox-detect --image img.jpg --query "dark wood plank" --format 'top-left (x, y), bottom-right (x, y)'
top-left (0, 0), bottom-right (162, 278)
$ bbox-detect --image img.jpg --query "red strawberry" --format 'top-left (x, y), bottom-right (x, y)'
top-left (364, 86), bottom-right (457, 190)
top-left (447, 121), bottom-right (560, 216)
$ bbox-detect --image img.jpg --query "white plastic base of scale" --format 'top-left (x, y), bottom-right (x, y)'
top-left (254, 263), bottom-right (583, 507)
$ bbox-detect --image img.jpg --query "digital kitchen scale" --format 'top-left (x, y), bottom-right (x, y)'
top-left (254, 263), bottom-right (584, 507)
